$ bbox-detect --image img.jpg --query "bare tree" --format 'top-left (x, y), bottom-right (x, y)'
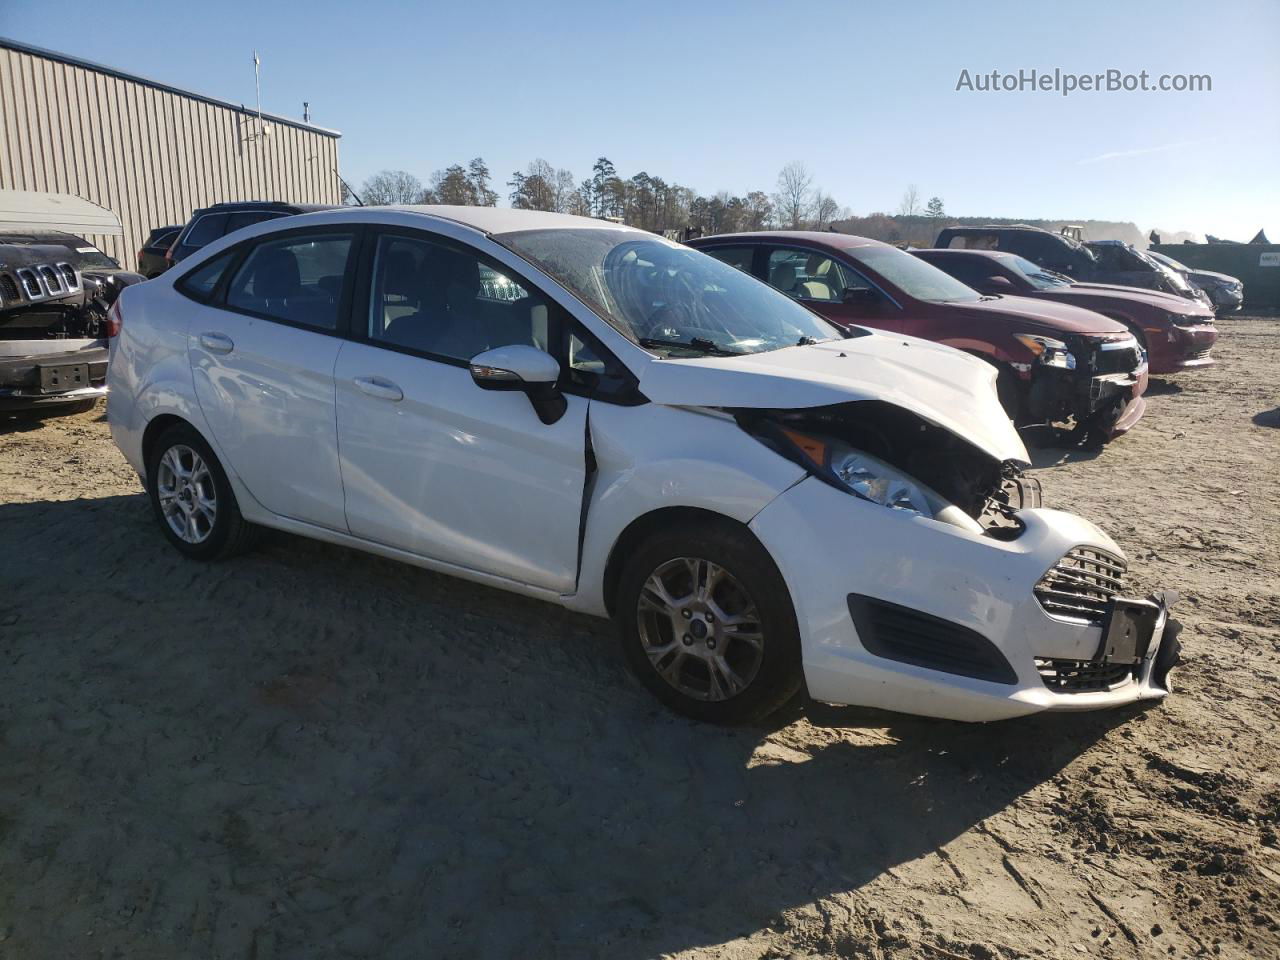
top-left (360, 169), bottom-right (429, 205)
top-left (812, 191), bottom-right (840, 230)
top-left (774, 162), bottom-right (814, 229)
top-left (898, 184), bottom-right (921, 217)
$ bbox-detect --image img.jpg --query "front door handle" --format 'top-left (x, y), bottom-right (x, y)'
top-left (199, 331), bottom-right (235, 354)
top-left (353, 376), bottom-right (404, 402)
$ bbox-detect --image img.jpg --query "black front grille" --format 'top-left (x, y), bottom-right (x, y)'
top-left (1035, 657), bottom-right (1136, 692)
top-left (18, 269), bottom-right (40, 297)
top-left (1091, 344), bottom-right (1142, 375)
top-left (0, 274), bottom-right (18, 302)
top-left (1034, 547), bottom-right (1126, 624)
top-left (58, 264), bottom-right (77, 289)
top-left (38, 266), bottom-right (62, 293)
top-left (847, 594), bottom-right (1018, 684)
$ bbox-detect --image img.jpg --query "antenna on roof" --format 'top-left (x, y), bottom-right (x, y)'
top-left (253, 50), bottom-right (263, 136)
top-left (303, 101), bottom-right (310, 123)
top-left (239, 50), bottom-right (272, 142)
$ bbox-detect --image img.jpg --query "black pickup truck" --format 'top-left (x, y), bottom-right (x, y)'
top-left (0, 231), bottom-right (142, 412)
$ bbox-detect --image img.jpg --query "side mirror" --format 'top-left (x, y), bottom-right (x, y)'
top-left (841, 286), bottom-right (879, 306)
top-left (984, 275), bottom-right (1015, 292)
top-left (470, 344), bottom-right (566, 424)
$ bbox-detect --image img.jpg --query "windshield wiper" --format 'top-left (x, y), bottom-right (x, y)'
top-left (638, 336), bottom-right (742, 356)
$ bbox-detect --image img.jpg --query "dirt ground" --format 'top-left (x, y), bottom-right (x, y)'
top-left (1, 314), bottom-right (1277, 960)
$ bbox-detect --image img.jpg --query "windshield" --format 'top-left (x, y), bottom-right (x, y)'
top-left (852, 246), bottom-right (981, 302)
top-left (496, 228), bottom-right (842, 356)
top-left (1004, 254), bottom-right (1072, 289)
top-left (1134, 249), bottom-right (1194, 292)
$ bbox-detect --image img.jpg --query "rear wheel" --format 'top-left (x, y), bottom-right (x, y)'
top-left (615, 521), bottom-right (803, 724)
top-left (145, 423), bottom-right (258, 560)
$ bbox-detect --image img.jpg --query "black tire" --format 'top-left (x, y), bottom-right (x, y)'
top-left (145, 422), bottom-right (259, 561)
top-left (615, 520), bottom-right (803, 724)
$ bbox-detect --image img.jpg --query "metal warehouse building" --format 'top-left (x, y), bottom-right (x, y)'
top-left (0, 37), bottom-right (341, 264)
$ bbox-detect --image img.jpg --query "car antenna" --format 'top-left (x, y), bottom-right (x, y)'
top-left (335, 169), bottom-right (364, 206)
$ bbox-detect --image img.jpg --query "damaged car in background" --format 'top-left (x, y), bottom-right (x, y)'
top-left (913, 248), bottom-right (1219, 375)
top-left (108, 206), bottom-right (1182, 724)
top-left (0, 191), bottom-right (143, 412)
top-left (689, 232), bottom-right (1148, 443)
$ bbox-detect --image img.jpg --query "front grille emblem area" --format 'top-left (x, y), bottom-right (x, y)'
top-left (1034, 547), bottom-right (1126, 624)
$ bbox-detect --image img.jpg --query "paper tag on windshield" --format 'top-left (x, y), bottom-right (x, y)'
top-left (76, 246), bottom-right (97, 253)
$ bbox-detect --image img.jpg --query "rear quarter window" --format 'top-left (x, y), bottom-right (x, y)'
top-left (175, 250), bottom-right (238, 302)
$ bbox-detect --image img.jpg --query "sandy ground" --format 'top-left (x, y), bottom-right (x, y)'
top-left (1, 314), bottom-right (1277, 960)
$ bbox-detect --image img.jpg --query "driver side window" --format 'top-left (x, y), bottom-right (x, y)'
top-left (367, 233), bottom-right (549, 363)
top-left (766, 248), bottom-right (866, 302)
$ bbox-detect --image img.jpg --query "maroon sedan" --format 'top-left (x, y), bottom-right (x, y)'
top-left (913, 248), bottom-right (1217, 375)
top-left (687, 232), bottom-right (1148, 439)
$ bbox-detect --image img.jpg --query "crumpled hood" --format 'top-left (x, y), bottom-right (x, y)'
top-left (1187, 268), bottom-right (1239, 286)
top-left (637, 331), bottom-right (1029, 465)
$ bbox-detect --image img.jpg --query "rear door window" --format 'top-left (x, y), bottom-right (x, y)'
top-left (175, 250), bottom-right (238, 302)
top-left (224, 233), bottom-right (354, 330)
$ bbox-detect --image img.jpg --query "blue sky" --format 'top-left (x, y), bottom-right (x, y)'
top-left (3, 0), bottom-right (1277, 239)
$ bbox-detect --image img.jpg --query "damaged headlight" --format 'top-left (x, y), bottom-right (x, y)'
top-left (777, 429), bottom-right (976, 530)
top-left (1014, 333), bottom-right (1076, 370)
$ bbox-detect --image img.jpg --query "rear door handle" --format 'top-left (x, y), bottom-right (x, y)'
top-left (199, 332), bottom-right (234, 354)
top-left (353, 376), bottom-right (404, 402)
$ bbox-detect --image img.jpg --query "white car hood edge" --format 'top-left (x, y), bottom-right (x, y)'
top-left (636, 332), bottom-right (1030, 465)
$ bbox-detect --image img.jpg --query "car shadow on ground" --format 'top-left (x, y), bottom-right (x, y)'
top-left (1253, 407), bottom-right (1280, 428)
top-left (0, 493), bottom-right (1133, 958)
top-left (1020, 424), bottom-right (1105, 468)
top-left (0, 403), bottom-right (103, 435)
top-left (1144, 378), bottom-right (1183, 397)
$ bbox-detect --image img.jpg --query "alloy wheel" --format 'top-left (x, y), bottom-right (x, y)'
top-left (156, 444), bottom-right (217, 544)
top-left (636, 557), bottom-right (765, 701)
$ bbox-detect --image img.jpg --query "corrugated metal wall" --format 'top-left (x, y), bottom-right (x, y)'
top-left (0, 40), bottom-right (341, 265)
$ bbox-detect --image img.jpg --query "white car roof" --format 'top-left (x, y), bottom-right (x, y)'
top-left (364, 205), bottom-right (642, 237)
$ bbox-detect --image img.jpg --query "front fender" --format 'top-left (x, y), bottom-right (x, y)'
top-left (565, 402), bottom-right (806, 616)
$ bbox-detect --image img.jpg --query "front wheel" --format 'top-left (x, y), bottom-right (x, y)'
top-left (145, 423), bottom-right (259, 561)
top-left (615, 522), bottom-right (803, 724)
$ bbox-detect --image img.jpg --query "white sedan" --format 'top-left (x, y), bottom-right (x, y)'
top-left (106, 206), bottom-right (1181, 723)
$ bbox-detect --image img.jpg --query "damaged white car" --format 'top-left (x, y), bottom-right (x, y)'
top-left (106, 207), bottom-right (1182, 723)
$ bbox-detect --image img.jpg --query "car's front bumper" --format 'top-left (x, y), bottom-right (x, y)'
top-left (1024, 356), bottom-right (1147, 439)
top-left (1150, 323), bottom-right (1217, 374)
top-left (751, 478), bottom-right (1179, 722)
top-left (0, 340), bottom-right (108, 410)
top-left (1208, 287), bottom-right (1243, 313)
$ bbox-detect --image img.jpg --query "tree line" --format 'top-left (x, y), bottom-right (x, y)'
top-left (357, 158), bottom-right (871, 236)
